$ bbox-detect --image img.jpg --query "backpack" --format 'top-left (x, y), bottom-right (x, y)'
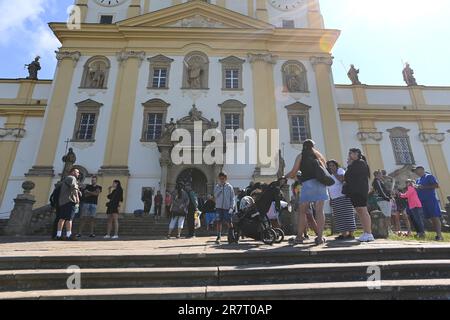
top-left (171, 192), bottom-right (187, 216)
top-left (49, 184), bottom-right (62, 209)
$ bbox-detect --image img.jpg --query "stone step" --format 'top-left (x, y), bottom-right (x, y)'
top-left (0, 260), bottom-right (449, 292)
top-left (1, 279), bottom-right (449, 300)
top-left (1, 244), bottom-right (449, 270)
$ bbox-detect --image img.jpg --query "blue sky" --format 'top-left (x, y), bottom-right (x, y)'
top-left (0, 0), bottom-right (449, 86)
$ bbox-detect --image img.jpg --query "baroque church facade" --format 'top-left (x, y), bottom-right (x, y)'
top-left (1, 0), bottom-right (450, 216)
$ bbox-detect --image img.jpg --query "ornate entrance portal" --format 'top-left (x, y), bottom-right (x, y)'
top-left (156, 105), bottom-right (223, 216)
top-left (177, 168), bottom-right (208, 198)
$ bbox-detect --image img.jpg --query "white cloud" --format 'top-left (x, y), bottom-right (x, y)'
top-left (0, 0), bottom-right (62, 76)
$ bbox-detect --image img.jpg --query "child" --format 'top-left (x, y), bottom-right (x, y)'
top-left (392, 193), bottom-right (412, 236)
top-left (399, 180), bottom-right (426, 238)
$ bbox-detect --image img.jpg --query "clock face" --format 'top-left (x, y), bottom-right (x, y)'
top-left (94, 0), bottom-right (128, 7)
top-left (269, 0), bottom-right (303, 11)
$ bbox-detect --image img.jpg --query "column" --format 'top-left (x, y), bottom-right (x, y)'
top-left (255, 0), bottom-right (268, 22)
top-left (26, 51), bottom-right (81, 208)
top-left (247, 0), bottom-right (254, 17)
top-left (248, 53), bottom-right (278, 181)
top-left (418, 124), bottom-right (450, 203)
top-left (216, 0), bottom-right (226, 8)
top-left (159, 149), bottom-right (171, 218)
top-left (127, 0), bottom-right (142, 18)
top-left (311, 56), bottom-right (344, 163)
top-left (75, 0), bottom-right (88, 23)
top-left (144, 0), bottom-right (151, 13)
top-left (307, 0), bottom-right (324, 29)
top-left (409, 87), bottom-right (450, 202)
top-left (99, 50), bottom-right (145, 213)
top-left (356, 119), bottom-right (385, 171)
top-left (0, 113), bottom-right (26, 205)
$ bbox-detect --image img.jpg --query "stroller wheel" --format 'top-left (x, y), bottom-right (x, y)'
top-left (274, 228), bottom-right (285, 244)
top-left (262, 228), bottom-right (277, 245)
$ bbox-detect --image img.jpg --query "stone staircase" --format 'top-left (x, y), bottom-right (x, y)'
top-left (0, 240), bottom-right (449, 300)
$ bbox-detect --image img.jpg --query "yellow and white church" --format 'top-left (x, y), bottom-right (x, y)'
top-left (1, 0), bottom-right (450, 216)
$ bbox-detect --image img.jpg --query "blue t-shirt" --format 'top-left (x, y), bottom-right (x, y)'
top-left (416, 174), bottom-right (439, 202)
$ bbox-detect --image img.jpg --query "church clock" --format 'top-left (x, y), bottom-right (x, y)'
top-left (94, 0), bottom-right (128, 7)
top-left (268, 0), bottom-right (303, 11)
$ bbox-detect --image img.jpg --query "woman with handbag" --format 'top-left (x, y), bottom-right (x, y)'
top-left (287, 139), bottom-right (329, 245)
top-left (343, 149), bottom-right (375, 242)
top-left (104, 180), bottom-right (123, 240)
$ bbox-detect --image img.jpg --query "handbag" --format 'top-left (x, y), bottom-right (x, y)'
top-left (314, 159), bottom-right (335, 187)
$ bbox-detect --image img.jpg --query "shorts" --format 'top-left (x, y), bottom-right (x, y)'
top-left (81, 203), bottom-right (97, 218)
top-left (205, 212), bottom-right (218, 225)
top-left (106, 205), bottom-right (119, 215)
top-left (217, 208), bottom-right (232, 223)
top-left (58, 202), bottom-right (78, 221)
top-left (421, 199), bottom-right (442, 219)
top-left (348, 193), bottom-right (368, 208)
top-left (377, 200), bottom-right (392, 217)
top-left (299, 179), bottom-right (329, 204)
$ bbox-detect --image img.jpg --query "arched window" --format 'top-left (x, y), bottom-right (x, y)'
top-left (281, 60), bottom-right (308, 93)
top-left (388, 127), bottom-right (415, 165)
top-left (285, 102), bottom-right (312, 144)
top-left (80, 56), bottom-right (111, 89)
top-left (72, 99), bottom-right (103, 142)
top-left (141, 99), bottom-right (170, 142)
top-left (219, 99), bottom-right (246, 134)
top-left (182, 51), bottom-right (209, 90)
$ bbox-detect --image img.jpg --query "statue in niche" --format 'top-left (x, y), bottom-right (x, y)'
top-left (25, 56), bottom-right (41, 80)
top-left (184, 57), bottom-right (204, 89)
top-left (87, 62), bottom-right (106, 88)
top-left (402, 63), bottom-right (418, 86)
top-left (283, 63), bottom-right (307, 93)
top-left (347, 64), bottom-right (362, 85)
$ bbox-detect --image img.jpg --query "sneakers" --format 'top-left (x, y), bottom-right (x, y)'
top-left (435, 235), bottom-right (444, 241)
top-left (358, 233), bottom-right (375, 242)
top-left (112, 235), bottom-right (119, 240)
top-left (167, 235), bottom-right (171, 239)
top-left (89, 234), bottom-right (96, 238)
top-left (215, 237), bottom-right (221, 245)
top-left (104, 235), bottom-right (111, 239)
top-left (76, 234), bottom-right (82, 238)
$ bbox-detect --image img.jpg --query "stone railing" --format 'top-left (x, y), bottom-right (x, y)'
top-left (28, 204), bottom-right (54, 235)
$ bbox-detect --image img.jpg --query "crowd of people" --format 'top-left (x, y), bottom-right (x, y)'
top-left (50, 139), bottom-right (444, 243)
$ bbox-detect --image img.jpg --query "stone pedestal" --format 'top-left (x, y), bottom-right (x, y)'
top-left (5, 181), bottom-right (36, 236)
top-left (371, 210), bottom-right (389, 239)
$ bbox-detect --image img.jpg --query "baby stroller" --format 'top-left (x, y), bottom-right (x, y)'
top-left (228, 196), bottom-right (278, 245)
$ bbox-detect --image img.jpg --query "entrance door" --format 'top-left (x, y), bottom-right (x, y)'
top-left (176, 168), bottom-right (208, 198)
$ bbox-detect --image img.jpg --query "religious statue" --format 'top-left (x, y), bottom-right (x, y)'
top-left (88, 64), bottom-right (106, 88)
top-left (61, 147), bottom-right (76, 180)
top-left (286, 69), bottom-right (302, 92)
top-left (347, 64), bottom-right (362, 85)
top-left (402, 63), bottom-right (418, 86)
top-left (25, 56), bottom-right (41, 80)
top-left (185, 59), bottom-right (203, 89)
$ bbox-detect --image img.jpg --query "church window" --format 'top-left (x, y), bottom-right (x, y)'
top-left (281, 60), bottom-right (309, 93)
top-left (219, 100), bottom-right (246, 138)
top-left (72, 99), bottom-right (103, 142)
top-left (80, 56), bottom-right (110, 89)
top-left (148, 55), bottom-right (174, 89)
top-left (219, 56), bottom-right (245, 91)
top-left (100, 15), bottom-right (113, 24)
top-left (282, 20), bottom-right (295, 28)
top-left (285, 102), bottom-right (312, 144)
top-left (388, 127), bottom-right (415, 165)
top-left (141, 99), bottom-right (170, 142)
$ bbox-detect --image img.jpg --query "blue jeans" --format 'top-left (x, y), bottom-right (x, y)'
top-left (409, 207), bottom-right (425, 234)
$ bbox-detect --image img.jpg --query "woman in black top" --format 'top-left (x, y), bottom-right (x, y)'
top-left (344, 149), bottom-right (374, 242)
top-left (105, 180), bottom-right (123, 240)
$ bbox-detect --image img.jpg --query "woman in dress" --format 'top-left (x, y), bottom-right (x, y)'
top-left (326, 160), bottom-right (357, 240)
